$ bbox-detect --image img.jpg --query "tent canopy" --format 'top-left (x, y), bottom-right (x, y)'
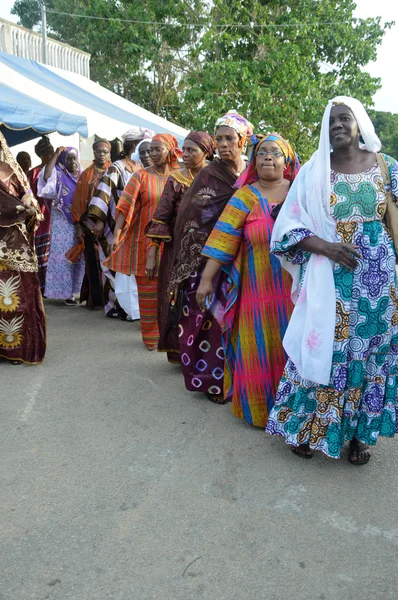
top-left (0, 81), bottom-right (88, 146)
top-left (0, 52), bottom-right (188, 146)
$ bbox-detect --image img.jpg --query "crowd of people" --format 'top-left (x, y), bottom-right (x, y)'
top-left (2, 96), bottom-right (398, 466)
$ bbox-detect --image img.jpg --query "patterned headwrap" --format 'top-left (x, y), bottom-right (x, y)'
top-left (185, 131), bottom-right (215, 160)
top-left (235, 132), bottom-right (300, 188)
top-left (92, 138), bottom-right (111, 151)
top-left (121, 127), bottom-right (154, 142)
top-left (214, 110), bottom-right (254, 142)
top-left (152, 133), bottom-right (183, 169)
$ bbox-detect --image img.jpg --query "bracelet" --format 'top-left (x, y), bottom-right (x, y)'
top-left (149, 241), bottom-right (161, 249)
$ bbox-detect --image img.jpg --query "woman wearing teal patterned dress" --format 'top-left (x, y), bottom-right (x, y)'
top-left (266, 96), bottom-right (398, 465)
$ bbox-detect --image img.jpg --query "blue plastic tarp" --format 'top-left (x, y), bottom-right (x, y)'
top-left (0, 80), bottom-right (88, 146)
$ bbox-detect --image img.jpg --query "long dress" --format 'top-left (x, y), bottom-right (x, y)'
top-left (104, 169), bottom-right (169, 350)
top-left (71, 161), bottom-right (110, 308)
top-left (170, 159), bottom-right (238, 396)
top-left (28, 165), bottom-right (51, 293)
top-left (145, 170), bottom-right (193, 363)
top-left (87, 159), bottom-right (140, 318)
top-left (37, 168), bottom-right (84, 300)
top-left (202, 185), bottom-right (292, 426)
top-left (0, 164), bottom-right (46, 364)
top-left (266, 156), bottom-right (398, 458)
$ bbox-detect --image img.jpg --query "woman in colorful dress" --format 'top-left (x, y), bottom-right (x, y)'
top-left (37, 146), bottom-right (84, 305)
top-left (169, 111), bottom-right (253, 404)
top-left (28, 136), bottom-right (55, 293)
top-left (71, 138), bottom-right (111, 309)
top-left (106, 134), bottom-right (182, 350)
top-left (145, 132), bottom-right (215, 364)
top-left (197, 133), bottom-right (300, 426)
top-left (0, 131), bottom-right (46, 365)
top-left (266, 96), bottom-right (398, 465)
top-left (87, 129), bottom-right (152, 318)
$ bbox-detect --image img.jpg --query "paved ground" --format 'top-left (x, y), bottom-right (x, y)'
top-left (1, 301), bottom-right (398, 600)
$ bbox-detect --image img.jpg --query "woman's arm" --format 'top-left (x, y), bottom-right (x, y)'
top-left (297, 236), bottom-right (361, 271)
top-left (110, 211), bottom-right (127, 252)
top-left (43, 147), bottom-right (64, 182)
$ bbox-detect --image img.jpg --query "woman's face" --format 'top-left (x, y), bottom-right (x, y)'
top-left (329, 105), bottom-right (359, 150)
top-left (256, 140), bottom-right (286, 181)
top-left (150, 141), bottom-right (169, 167)
top-left (215, 126), bottom-right (241, 161)
top-left (139, 142), bottom-right (152, 168)
top-left (182, 139), bottom-right (206, 169)
top-left (93, 143), bottom-right (111, 167)
top-left (66, 151), bottom-right (79, 174)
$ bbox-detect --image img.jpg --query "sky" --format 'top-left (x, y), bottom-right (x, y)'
top-left (0, 0), bottom-right (397, 113)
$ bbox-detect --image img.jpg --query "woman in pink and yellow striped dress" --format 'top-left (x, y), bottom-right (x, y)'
top-left (197, 133), bottom-right (300, 427)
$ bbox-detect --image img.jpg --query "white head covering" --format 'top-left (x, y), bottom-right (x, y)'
top-left (121, 126), bottom-right (154, 143)
top-left (270, 96), bottom-right (381, 385)
top-left (131, 138), bottom-right (153, 164)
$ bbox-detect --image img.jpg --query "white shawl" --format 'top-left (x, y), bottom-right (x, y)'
top-left (271, 96), bottom-right (382, 385)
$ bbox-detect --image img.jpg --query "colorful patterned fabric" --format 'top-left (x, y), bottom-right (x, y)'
top-left (266, 156), bottom-right (398, 458)
top-left (145, 170), bottom-right (194, 363)
top-left (202, 185), bottom-right (293, 426)
top-left (105, 170), bottom-right (168, 276)
top-left (179, 266), bottom-right (228, 395)
top-left (152, 134), bottom-right (182, 170)
top-left (135, 275), bottom-right (159, 350)
top-left (235, 133), bottom-right (300, 188)
top-left (29, 166), bottom-right (51, 293)
top-left (214, 110), bottom-right (254, 140)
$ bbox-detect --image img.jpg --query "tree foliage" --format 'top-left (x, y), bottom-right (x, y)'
top-left (12, 0), bottom-right (390, 158)
top-left (371, 111), bottom-right (398, 159)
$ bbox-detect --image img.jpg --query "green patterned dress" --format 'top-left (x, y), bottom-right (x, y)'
top-left (266, 155), bottom-right (398, 458)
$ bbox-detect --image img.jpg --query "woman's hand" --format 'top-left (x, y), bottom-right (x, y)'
top-left (92, 220), bottom-right (104, 240)
top-left (110, 230), bottom-right (120, 253)
top-left (323, 242), bottom-right (361, 271)
top-left (196, 277), bottom-right (215, 312)
top-left (145, 245), bottom-right (159, 281)
top-left (75, 224), bottom-right (84, 243)
top-left (169, 283), bottom-right (180, 306)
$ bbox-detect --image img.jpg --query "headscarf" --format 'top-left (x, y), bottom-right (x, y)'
top-left (185, 131), bottom-right (215, 160)
top-left (34, 135), bottom-right (53, 158)
top-left (53, 147), bottom-right (82, 224)
top-left (235, 132), bottom-right (300, 188)
top-left (92, 138), bottom-right (111, 151)
top-left (214, 110), bottom-right (254, 142)
top-left (131, 138), bottom-right (152, 165)
top-left (270, 95), bottom-right (381, 386)
top-left (121, 127), bottom-right (154, 143)
top-left (152, 133), bottom-right (182, 170)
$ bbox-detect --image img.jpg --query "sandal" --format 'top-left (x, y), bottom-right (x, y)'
top-left (11, 360), bottom-right (22, 365)
top-left (348, 439), bottom-right (371, 465)
top-left (64, 298), bottom-right (78, 306)
top-left (290, 444), bottom-right (314, 459)
top-left (206, 393), bottom-right (227, 405)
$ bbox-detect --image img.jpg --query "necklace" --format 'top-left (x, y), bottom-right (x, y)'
top-left (153, 167), bottom-right (168, 177)
top-left (258, 179), bottom-right (284, 189)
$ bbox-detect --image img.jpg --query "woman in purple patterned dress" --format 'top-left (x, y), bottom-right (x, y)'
top-left (37, 147), bottom-right (84, 305)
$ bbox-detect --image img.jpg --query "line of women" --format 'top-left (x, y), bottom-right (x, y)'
top-left (105, 100), bottom-right (398, 467)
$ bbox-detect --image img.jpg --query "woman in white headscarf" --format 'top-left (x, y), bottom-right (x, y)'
top-left (266, 96), bottom-right (398, 465)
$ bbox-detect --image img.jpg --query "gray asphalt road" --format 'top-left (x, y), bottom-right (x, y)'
top-left (1, 301), bottom-right (398, 600)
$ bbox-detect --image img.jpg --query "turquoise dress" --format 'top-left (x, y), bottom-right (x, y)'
top-left (266, 155), bottom-right (398, 458)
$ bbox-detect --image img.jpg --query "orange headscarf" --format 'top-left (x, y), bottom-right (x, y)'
top-left (152, 134), bottom-right (182, 169)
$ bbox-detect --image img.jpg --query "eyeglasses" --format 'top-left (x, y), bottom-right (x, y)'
top-left (257, 150), bottom-right (284, 158)
top-left (94, 149), bottom-right (110, 155)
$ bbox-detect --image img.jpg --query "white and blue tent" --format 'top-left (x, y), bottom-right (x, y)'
top-left (0, 52), bottom-right (188, 146)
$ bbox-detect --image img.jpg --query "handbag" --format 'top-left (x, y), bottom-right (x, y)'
top-left (377, 153), bottom-right (398, 257)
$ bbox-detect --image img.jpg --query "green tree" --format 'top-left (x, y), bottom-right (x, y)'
top-left (371, 111), bottom-right (398, 158)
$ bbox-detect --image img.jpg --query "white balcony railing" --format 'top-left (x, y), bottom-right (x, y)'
top-left (0, 18), bottom-right (90, 78)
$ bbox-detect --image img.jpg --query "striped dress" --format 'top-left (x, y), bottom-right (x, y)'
top-left (104, 169), bottom-right (168, 350)
top-left (202, 184), bottom-right (292, 427)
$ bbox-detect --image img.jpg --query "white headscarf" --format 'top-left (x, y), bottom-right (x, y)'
top-left (270, 96), bottom-right (381, 385)
top-left (121, 126), bottom-right (154, 143)
top-left (131, 138), bottom-right (152, 165)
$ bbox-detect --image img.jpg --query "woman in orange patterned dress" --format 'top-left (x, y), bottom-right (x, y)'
top-left (105, 134), bottom-right (182, 350)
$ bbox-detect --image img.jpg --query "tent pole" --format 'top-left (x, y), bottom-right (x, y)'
top-left (41, 1), bottom-right (47, 64)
